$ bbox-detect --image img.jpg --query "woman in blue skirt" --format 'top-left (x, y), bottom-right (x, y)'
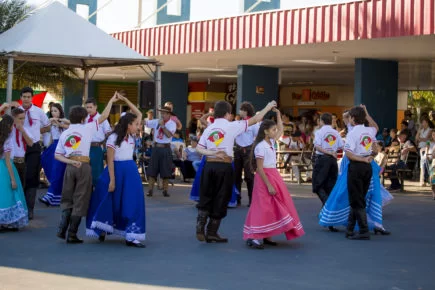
top-left (319, 146), bottom-right (391, 235)
top-left (0, 115), bottom-right (28, 231)
top-left (40, 103), bottom-right (69, 206)
top-left (86, 96), bottom-right (146, 248)
top-left (190, 156), bottom-right (239, 208)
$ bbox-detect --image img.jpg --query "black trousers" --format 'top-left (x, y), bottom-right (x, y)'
top-left (173, 160), bottom-right (196, 180)
top-left (347, 161), bottom-right (372, 210)
top-left (198, 162), bottom-right (234, 219)
top-left (24, 143), bottom-right (41, 190)
top-left (14, 161), bottom-right (26, 189)
top-left (234, 145), bottom-right (254, 201)
top-left (312, 154), bottom-right (338, 204)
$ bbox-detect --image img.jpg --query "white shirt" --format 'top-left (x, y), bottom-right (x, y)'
top-left (51, 125), bottom-right (63, 140)
top-left (144, 118), bottom-right (153, 135)
top-left (55, 121), bottom-right (99, 158)
top-left (85, 113), bottom-right (112, 142)
top-left (146, 119), bottom-right (177, 144)
top-left (314, 125), bottom-right (344, 155)
top-left (106, 133), bottom-right (135, 161)
top-left (20, 105), bottom-right (50, 143)
top-left (289, 139), bottom-right (304, 150)
top-left (11, 126), bottom-right (32, 158)
top-left (235, 122), bottom-right (260, 147)
top-left (344, 125), bottom-right (377, 156)
top-left (1, 136), bottom-right (13, 159)
top-left (254, 139), bottom-right (277, 168)
top-left (198, 118), bottom-right (248, 158)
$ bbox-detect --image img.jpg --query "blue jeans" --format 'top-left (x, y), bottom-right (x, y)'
top-left (192, 161), bottom-right (201, 172)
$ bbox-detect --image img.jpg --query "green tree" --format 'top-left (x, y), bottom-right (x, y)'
top-left (0, 0), bottom-right (78, 95)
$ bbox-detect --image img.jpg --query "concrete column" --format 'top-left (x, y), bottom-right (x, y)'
top-left (161, 72), bottom-right (188, 129)
top-left (236, 65), bottom-right (279, 113)
top-left (354, 58), bottom-right (399, 131)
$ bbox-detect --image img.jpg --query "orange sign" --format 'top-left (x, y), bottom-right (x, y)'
top-left (291, 89), bottom-right (330, 101)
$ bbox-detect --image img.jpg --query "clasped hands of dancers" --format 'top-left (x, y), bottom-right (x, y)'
top-left (1, 87), bottom-right (391, 249)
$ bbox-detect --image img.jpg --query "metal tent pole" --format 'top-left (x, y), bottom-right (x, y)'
top-left (83, 68), bottom-right (90, 105)
top-left (6, 56), bottom-right (14, 105)
top-left (155, 63), bottom-right (162, 114)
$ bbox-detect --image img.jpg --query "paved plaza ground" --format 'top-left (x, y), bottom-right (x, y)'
top-left (0, 181), bottom-right (434, 290)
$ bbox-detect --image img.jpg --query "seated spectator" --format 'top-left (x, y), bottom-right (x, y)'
top-left (374, 141), bottom-right (387, 174)
top-left (377, 128), bottom-right (392, 147)
top-left (171, 130), bottom-right (185, 160)
top-left (185, 136), bottom-right (202, 172)
top-left (387, 130), bottom-right (417, 191)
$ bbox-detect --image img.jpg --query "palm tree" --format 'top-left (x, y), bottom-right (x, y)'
top-left (0, 0), bottom-right (78, 96)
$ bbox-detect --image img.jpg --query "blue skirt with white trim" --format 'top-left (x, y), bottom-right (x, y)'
top-left (318, 156), bottom-right (384, 230)
top-left (86, 160), bottom-right (146, 241)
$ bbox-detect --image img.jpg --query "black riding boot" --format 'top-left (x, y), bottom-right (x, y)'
top-left (206, 218), bottom-right (228, 243)
top-left (349, 209), bottom-right (370, 240)
top-left (56, 209), bottom-right (72, 240)
top-left (196, 210), bottom-right (209, 242)
top-left (346, 208), bottom-right (357, 238)
top-left (67, 216), bottom-right (84, 244)
top-left (25, 188), bottom-right (37, 220)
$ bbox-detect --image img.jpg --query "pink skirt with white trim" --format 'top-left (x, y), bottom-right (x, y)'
top-left (243, 168), bottom-right (305, 241)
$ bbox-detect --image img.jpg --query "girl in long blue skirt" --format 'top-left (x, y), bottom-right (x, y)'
top-left (40, 103), bottom-right (69, 206)
top-left (190, 156), bottom-right (239, 207)
top-left (319, 156), bottom-right (391, 234)
top-left (0, 115), bottom-right (28, 230)
top-left (86, 97), bottom-right (146, 248)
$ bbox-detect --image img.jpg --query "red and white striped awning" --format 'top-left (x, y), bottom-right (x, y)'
top-left (112, 0), bottom-right (435, 57)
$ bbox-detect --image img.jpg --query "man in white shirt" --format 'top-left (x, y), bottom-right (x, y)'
top-left (143, 109), bottom-right (154, 138)
top-left (85, 98), bottom-right (112, 186)
top-left (145, 106), bottom-right (177, 197)
top-left (312, 113), bottom-right (343, 232)
top-left (19, 87), bottom-right (51, 220)
top-left (234, 102), bottom-right (259, 207)
top-left (344, 105), bottom-right (378, 240)
top-left (195, 100), bottom-right (276, 244)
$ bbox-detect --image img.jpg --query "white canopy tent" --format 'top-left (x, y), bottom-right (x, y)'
top-left (0, 2), bottom-right (159, 105)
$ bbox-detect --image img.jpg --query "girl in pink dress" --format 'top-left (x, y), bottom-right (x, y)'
top-left (243, 109), bottom-right (305, 249)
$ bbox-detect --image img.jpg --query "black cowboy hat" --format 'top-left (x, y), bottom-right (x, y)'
top-left (157, 106), bottom-right (176, 116)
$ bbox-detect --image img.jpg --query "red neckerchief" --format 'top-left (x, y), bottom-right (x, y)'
top-left (14, 125), bottom-right (26, 150)
top-left (24, 105), bottom-right (33, 126)
top-left (88, 112), bottom-right (97, 123)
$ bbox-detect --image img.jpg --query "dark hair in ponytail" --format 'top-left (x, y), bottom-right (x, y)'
top-left (250, 119), bottom-right (277, 172)
top-left (0, 115), bottom-right (14, 156)
top-left (111, 112), bottom-right (137, 147)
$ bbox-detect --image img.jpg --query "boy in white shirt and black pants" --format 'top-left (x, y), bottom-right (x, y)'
top-left (344, 105), bottom-right (378, 240)
top-left (196, 100), bottom-right (276, 243)
top-left (234, 102), bottom-right (259, 207)
top-left (312, 113), bottom-right (343, 231)
top-left (19, 87), bottom-right (51, 220)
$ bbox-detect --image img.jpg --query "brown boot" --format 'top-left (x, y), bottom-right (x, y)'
top-left (147, 177), bottom-right (156, 197)
top-left (206, 218), bottom-right (228, 243)
top-left (162, 178), bottom-right (170, 197)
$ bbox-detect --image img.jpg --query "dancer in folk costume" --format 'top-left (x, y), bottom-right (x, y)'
top-left (55, 94), bottom-right (118, 244)
top-left (243, 111), bottom-right (305, 249)
top-left (86, 96), bottom-right (146, 248)
top-left (40, 103), bottom-right (70, 206)
top-left (85, 98), bottom-right (112, 186)
top-left (312, 113), bottom-right (343, 232)
top-left (318, 105), bottom-right (391, 239)
top-left (19, 87), bottom-right (51, 220)
top-left (10, 108), bottom-right (34, 190)
top-left (195, 100), bottom-right (275, 244)
top-left (0, 114), bottom-right (29, 231)
top-left (234, 102), bottom-right (260, 207)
